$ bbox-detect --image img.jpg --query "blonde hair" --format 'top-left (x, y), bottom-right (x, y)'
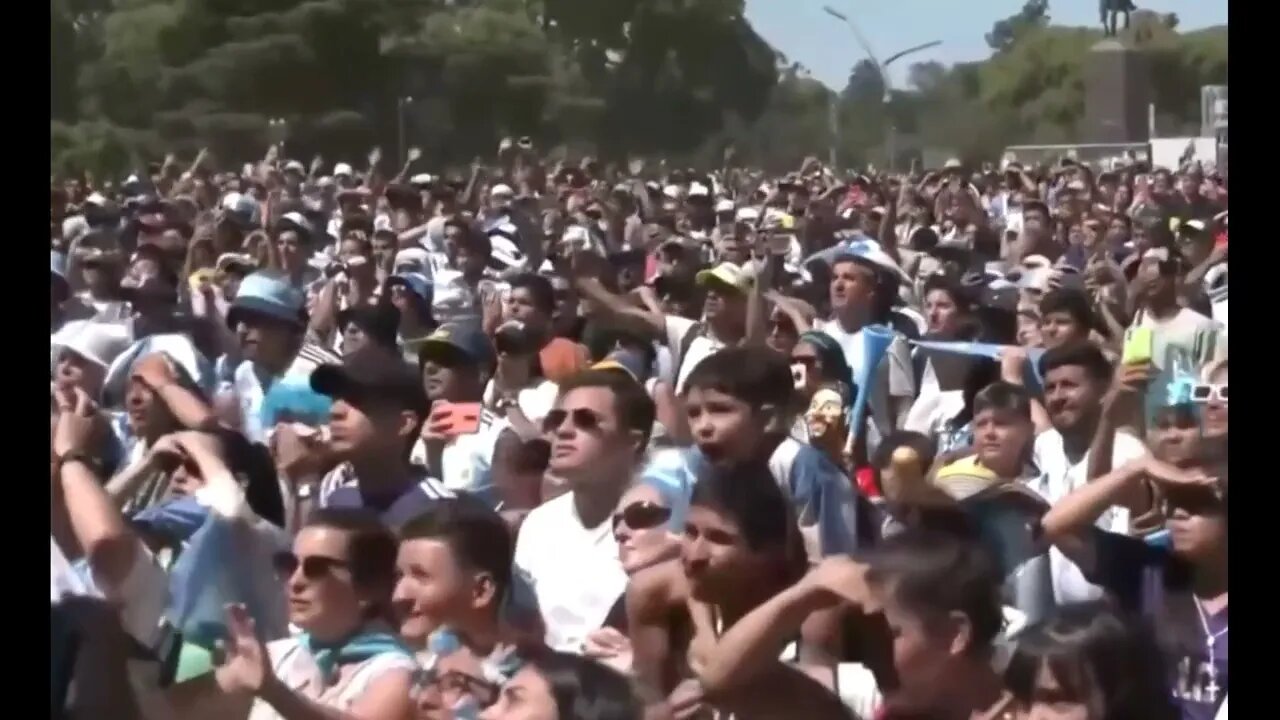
top-left (1200, 357), bottom-right (1227, 383)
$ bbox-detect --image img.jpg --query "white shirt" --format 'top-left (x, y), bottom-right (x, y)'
top-left (232, 352), bottom-right (326, 444)
top-left (409, 409), bottom-right (507, 505)
top-left (666, 316), bottom-right (728, 395)
top-left (1029, 429), bottom-right (1148, 605)
top-left (813, 319), bottom-right (915, 449)
top-left (512, 492), bottom-right (628, 653)
top-left (249, 636), bottom-right (417, 720)
top-left (483, 378), bottom-right (559, 429)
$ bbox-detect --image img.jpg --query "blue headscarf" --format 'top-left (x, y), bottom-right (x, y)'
top-left (797, 331), bottom-right (854, 393)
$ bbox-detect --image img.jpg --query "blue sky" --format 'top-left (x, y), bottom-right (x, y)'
top-left (744, 0), bottom-right (1228, 90)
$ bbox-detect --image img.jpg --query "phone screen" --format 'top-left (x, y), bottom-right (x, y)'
top-left (1121, 327), bottom-right (1154, 365)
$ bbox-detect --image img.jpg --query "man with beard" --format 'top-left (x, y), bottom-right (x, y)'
top-left (1030, 343), bottom-right (1150, 605)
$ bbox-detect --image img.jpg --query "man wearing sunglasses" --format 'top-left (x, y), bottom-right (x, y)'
top-left (303, 345), bottom-right (453, 529)
top-left (510, 369), bottom-right (656, 653)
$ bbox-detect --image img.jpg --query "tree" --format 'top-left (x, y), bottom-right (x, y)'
top-left (986, 0), bottom-right (1050, 53)
top-left (841, 59), bottom-right (884, 104)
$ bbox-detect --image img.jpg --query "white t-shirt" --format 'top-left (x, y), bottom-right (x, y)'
top-left (1028, 429), bottom-right (1148, 605)
top-left (249, 636), bottom-right (417, 720)
top-left (1132, 307), bottom-right (1224, 370)
top-left (666, 316), bottom-right (729, 395)
top-left (813, 319), bottom-right (915, 449)
top-left (511, 492), bottom-right (629, 653)
top-left (409, 409), bottom-right (507, 505)
top-left (483, 378), bottom-right (558, 429)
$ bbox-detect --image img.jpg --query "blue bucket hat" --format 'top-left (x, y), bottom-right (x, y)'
top-left (226, 272), bottom-right (306, 330)
top-left (387, 272), bottom-right (433, 304)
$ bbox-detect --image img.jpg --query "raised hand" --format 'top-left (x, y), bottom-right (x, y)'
top-left (214, 604), bottom-right (269, 695)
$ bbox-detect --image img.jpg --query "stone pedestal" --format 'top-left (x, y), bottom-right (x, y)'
top-left (1084, 39), bottom-right (1151, 144)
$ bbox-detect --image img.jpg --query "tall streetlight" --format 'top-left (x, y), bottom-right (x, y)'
top-left (397, 96), bottom-right (415, 163)
top-left (823, 5), bottom-right (940, 170)
top-left (267, 117), bottom-right (289, 153)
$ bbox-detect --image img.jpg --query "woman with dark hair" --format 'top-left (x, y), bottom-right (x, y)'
top-left (1006, 602), bottom-right (1178, 720)
top-left (479, 650), bottom-right (641, 720)
top-left (212, 507), bottom-right (418, 719)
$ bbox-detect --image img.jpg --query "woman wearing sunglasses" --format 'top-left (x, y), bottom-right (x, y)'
top-left (211, 507), bottom-right (418, 719)
top-left (581, 478), bottom-right (688, 673)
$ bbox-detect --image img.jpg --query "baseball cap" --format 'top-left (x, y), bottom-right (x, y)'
top-left (591, 348), bottom-right (649, 383)
top-left (311, 345), bottom-right (428, 416)
top-left (408, 323), bottom-right (495, 369)
top-left (489, 184), bottom-right (515, 199)
top-left (336, 303), bottom-right (401, 351)
top-left (284, 160), bottom-right (306, 175)
top-left (393, 247), bottom-right (430, 273)
top-left (279, 211), bottom-right (313, 239)
top-left (333, 162), bottom-right (354, 178)
top-left (695, 262), bottom-right (753, 294)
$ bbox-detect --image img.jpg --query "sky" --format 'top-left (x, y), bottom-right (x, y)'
top-left (744, 0), bottom-right (1228, 90)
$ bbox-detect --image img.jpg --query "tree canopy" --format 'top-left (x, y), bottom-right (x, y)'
top-left (51, 0), bottom-right (1226, 176)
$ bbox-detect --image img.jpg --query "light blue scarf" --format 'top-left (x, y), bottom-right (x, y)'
top-left (300, 629), bottom-right (415, 682)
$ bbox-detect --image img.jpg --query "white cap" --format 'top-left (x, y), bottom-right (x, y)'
top-left (280, 211), bottom-right (312, 235)
top-left (662, 184), bottom-right (681, 200)
top-left (489, 183), bottom-right (515, 199)
top-left (736, 207), bottom-right (761, 223)
top-left (333, 162), bottom-right (354, 177)
top-left (62, 215), bottom-right (90, 243)
top-left (394, 247), bottom-right (430, 272)
top-left (51, 321), bottom-right (132, 371)
top-left (284, 160), bottom-right (306, 174)
top-left (688, 182), bottom-right (710, 198)
top-left (715, 199), bottom-right (735, 214)
top-left (410, 173), bottom-right (434, 186)
top-left (944, 158), bottom-right (963, 169)
top-left (85, 192), bottom-right (108, 208)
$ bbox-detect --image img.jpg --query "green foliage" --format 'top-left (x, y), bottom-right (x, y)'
top-left (50, 0), bottom-right (1226, 176)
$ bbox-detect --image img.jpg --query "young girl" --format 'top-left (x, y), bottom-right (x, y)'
top-left (1005, 602), bottom-right (1178, 720)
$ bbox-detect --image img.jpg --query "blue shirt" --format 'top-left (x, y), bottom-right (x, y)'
top-left (318, 463), bottom-right (454, 528)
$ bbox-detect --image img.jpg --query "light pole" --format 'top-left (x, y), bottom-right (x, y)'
top-left (267, 117), bottom-right (289, 153)
top-left (397, 96), bottom-right (414, 163)
top-left (822, 5), bottom-right (939, 170)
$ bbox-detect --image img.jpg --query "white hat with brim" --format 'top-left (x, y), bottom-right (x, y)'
top-left (51, 320), bottom-right (132, 371)
top-left (102, 334), bottom-right (214, 409)
top-left (832, 241), bottom-right (911, 286)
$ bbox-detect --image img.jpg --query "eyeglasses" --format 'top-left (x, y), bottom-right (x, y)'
top-left (1191, 383), bottom-right (1228, 404)
top-left (542, 407), bottom-right (605, 434)
top-left (612, 501), bottom-right (673, 533)
top-left (412, 667), bottom-right (499, 708)
top-left (272, 552), bottom-right (348, 580)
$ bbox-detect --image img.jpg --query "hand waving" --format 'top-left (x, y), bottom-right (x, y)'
top-left (214, 604), bottom-right (269, 695)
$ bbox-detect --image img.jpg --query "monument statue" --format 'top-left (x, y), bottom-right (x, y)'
top-left (1100, 0), bottom-right (1137, 37)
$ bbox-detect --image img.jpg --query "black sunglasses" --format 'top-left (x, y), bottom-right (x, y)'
top-left (612, 501), bottom-right (672, 533)
top-left (542, 407), bottom-right (605, 434)
top-left (791, 355), bottom-right (818, 368)
top-left (273, 552), bottom-right (348, 580)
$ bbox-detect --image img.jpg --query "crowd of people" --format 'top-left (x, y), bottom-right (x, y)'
top-left (50, 139), bottom-right (1228, 720)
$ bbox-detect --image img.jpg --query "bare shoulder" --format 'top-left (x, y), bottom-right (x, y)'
top-left (628, 559), bottom-right (687, 612)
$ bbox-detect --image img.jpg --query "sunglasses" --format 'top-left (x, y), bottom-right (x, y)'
top-left (1191, 383), bottom-right (1228, 404)
top-left (1162, 487), bottom-right (1225, 517)
top-left (413, 667), bottom-right (499, 708)
top-left (791, 355), bottom-right (818, 369)
top-left (612, 501), bottom-right (673, 533)
top-left (542, 407), bottom-right (605, 434)
top-left (272, 552), bottom-right (348, 580)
